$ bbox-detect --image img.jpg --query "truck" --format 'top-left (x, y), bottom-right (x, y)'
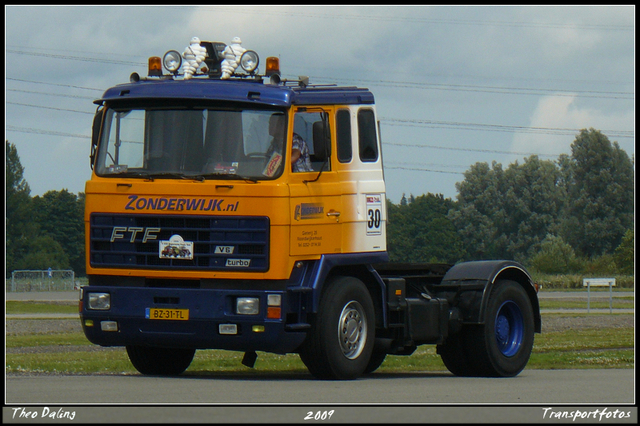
top-left (80, 36), bottom-right (541, 380)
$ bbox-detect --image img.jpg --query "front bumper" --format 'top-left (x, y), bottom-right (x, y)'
top-left (80, 286), bottom-right (307, 354)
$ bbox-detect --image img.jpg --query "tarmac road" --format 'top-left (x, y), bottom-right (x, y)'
top-left (4, 370), bottom-right (637, 423)
top-left (5, 369), bottom-right (635, 404)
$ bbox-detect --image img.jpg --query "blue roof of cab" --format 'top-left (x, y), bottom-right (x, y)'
top-left (96, 78), bottom-right (375, 107)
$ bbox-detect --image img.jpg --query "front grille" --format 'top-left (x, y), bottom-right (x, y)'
top-left (90, 213), bottom-right (269, 271)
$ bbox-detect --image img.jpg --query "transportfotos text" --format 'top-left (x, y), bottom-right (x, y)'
top-left (541, 407), bottom-right (632, 421)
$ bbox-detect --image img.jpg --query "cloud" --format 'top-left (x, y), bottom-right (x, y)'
top-left (511, 94), bottom-right (634, 158)
top-left (5, 5), bottom-right (634, 201)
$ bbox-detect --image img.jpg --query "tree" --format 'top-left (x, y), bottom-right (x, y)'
top-left (14, 235), bottom-right (70, 271)
top-left (559, 129), bottom-right (634, 257)
top-left (448, 161), bottom-right (506, 259)
top-left (32, 190), bottom-right (86, 275)
top-left (529, 234), bottom-right (582, 274)
top-left (6, 141), bottom-right (37, 274)
top-left (449, 157), bottom-right (564, 262)
top-left (499, 156), bottom-right (564, 261)
top-left (613, 229), bottom-right (634, 275)
top-left (387, 193), bottom-right (465, 263)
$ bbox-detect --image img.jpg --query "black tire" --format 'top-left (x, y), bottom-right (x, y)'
top-left (439, 279), bottom-right (535, 377)
top-left (299, 276), bottom-right (375, 380)
top-left (126, 345), bottom-right (195, 376)
top-left (437, 329), bottom-right (477, 376)
top-left (363, 349), bottom-right (387, 374)
top-left (472, 279), bottom-right (535, 376)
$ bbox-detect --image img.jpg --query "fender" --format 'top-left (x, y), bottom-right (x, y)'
top-left (441, 260), bottom-right (541, 332)
top-left (303, 252), bottom-right (389, 315)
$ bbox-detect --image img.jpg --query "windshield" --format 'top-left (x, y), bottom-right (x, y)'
top-left (95, 107), bottom-right (287, 180)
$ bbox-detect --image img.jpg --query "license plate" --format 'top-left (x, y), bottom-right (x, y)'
top-left (145, 308), bottom-right (189, 321)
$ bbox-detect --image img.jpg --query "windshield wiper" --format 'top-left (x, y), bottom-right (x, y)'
top-left (105, 170), bottom-right (257, 183)
top-left (137, 172), bottom-right (207, 182)
top-left (198, 173), bottom-right (258, 183)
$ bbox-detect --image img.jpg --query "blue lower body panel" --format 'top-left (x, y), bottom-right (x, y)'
top-left (80, 286), bottom-right (306, 354)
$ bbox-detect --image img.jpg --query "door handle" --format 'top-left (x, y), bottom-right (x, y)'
top-left (326, 211), bottom-right (341, 217)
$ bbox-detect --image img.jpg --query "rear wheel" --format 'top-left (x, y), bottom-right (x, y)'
top-left (126, 345), bottom-right (195, 376)
top-left (437, 329), bottom-right (476, 376)
top-left (475, 280), bottom-right (534, 376)
top-left (299, 276), bottom-right (375, 380)
top-left (438, 280), bottom-right (534, 377)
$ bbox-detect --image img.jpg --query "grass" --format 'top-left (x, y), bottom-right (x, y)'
top-left (5, 297), bottom-right (634, 375)
top-left (6, 301), bottom-right (78, 315)
top-left (6, 332), bottom-right (90, 348)
top-left (5, 319), bottom-right (634, 375)
top-left (7, 295), bottom-right (634, 314)
top-left (538, 297), bottom-right (634, 310)
top-left (6, 332), bottom-right (634, 375)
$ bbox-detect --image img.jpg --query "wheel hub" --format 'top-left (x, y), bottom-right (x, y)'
top-left (494, 300), bottom-right (524, 357)
top-left (338, 301), bottom-right (367, 359)
top-left (496, 315), bottom-right (510, 342)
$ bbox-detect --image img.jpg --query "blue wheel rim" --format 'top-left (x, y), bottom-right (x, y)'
top-left (494, 300), bottom-right (524, 357)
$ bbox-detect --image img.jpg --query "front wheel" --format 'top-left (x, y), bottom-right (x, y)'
top-left (126, 345), bottom-right (195, 376)
top-left (363, 349), bottom-right (387, 374)
top-left (299, 276), bottom-right (375, 380)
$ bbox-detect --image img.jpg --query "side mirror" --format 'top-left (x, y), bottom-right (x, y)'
top-left (305, 115), bottom-right (331, 184)
top-left (312, 119), bottom-right (331, 161)
top-left (90, 108), bottom-right (104, 170)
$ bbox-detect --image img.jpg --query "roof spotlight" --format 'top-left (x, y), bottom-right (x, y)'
top-left (239, 50), bottom-right (259, 73)
top-left (163, 50), bottom-right (182, 74)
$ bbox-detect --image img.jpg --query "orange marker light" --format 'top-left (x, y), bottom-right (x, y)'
top-left (267, 306), bottom-right (281, 319)
top-left (148, 56), bottom-right (162, 76)
top-left (265, 57), bottom-right (280, 76)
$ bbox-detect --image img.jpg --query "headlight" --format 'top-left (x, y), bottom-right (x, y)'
top-left (239, 50), bottom-right (259, 73)
top-left (87, 292), bottom-right (111, 310)
top-left (163, 50), bottom-right (182, 73)
top-left (236, 297), bottom-right (259, 315)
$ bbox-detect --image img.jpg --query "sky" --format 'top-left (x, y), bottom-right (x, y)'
top-left (5, 5), bottom-right (635, 204)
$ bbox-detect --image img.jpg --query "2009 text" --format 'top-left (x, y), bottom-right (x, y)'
top-left (304, 410), bottom-right (335, 421)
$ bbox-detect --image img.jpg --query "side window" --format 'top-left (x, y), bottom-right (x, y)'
top-left (336, 109), bottom-right (352, 163)
top-left (358, 109), bottom-right (378, 162)
top-left (294, 111), bottom-right (331, 172)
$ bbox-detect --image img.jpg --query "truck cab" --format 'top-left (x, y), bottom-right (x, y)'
top-left (81, 36), bottom-right (540, 380)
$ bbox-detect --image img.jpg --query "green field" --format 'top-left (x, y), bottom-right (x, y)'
top-left (5, 300), bottom-right (634, 375)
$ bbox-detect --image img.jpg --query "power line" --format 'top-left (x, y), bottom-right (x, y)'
top-left (6, 72), bottom-right (633, 157)
top-left (7, 101), bottom-right (95, 115)
top-left (384, 141), bottom-right (559, 158)
top-left (381, 118), bottom-right (635, 139)
top-left (5, 122), bottom-right (467, 176)
top-left (312, 76), bottom-right (634, 100)
top-left (11, 94), bottom-right (632, 141)
top-left (7, 49), bottom-right (634, 100)
top-left (4, 122), bottom-right (559, 160)
top-left (202, 6), bottom-right (633, 31)
top-left (6, 77), bottom-right (104, 92)
top-left (6, 88), bottom-right (96, 100)
top-left (7, 75), bottom-right (634, 139)
top-left (6, 49), bottom-right (145, 66)
top-left (384, 165), bottom-right (463, 175)
top-left (6, 125), bottom-right (89, 140)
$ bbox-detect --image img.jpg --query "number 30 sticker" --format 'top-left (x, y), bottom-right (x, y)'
top-left (365, 194), bottom-right (382, 236)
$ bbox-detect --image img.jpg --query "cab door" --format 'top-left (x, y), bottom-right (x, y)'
top-left (288, 107), bottom-right (343, 256)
